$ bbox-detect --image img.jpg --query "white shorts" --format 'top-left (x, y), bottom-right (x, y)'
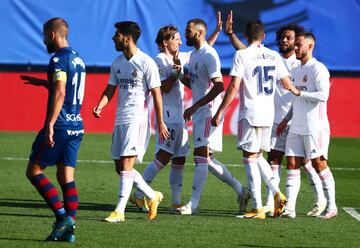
top-left (270, 124), bottom-right (289, 153)
top-left (237, 118), bottom-right (271, 153)
top-left (111, 120), bottom-right (150, 163)
top-left (155, 122), bottom-right (190, 158)
top-left (193, 117), bottom-right (222, 152)
top-left (285, 129), bottom-right (330, 160)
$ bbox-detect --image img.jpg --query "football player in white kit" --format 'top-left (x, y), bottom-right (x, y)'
top-left (212, 20), bottom-right (298, 219)
top-left (132, 15), bottom-right (228, 212)
top-left (93, 21), bottom-right (170, 222)
top-left (278, 31), bottom-right (337, 219)
top-left (174, 18), bottom-right (249, 215)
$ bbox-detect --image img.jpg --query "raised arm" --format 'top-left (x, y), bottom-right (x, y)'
top-left (207, 11), bottom-right (222, 46)
top-left (225, 10), bottom-right (247, 50)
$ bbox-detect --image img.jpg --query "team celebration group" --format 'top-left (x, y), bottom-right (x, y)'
top-left (21, 10), bottom-right (337, 242)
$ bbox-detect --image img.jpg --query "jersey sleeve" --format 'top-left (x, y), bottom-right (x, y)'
top-left (145, 58), bottom-right (162, 89)
top-left (204, 50), bottom-right (222, 79)
top-left (51, 55), bottom-right (68, 83)
top-left (275, 53), bottom-right (290, 80)
top-left (230, 51), bottom-right (244, 78)
top-left (154, 56), bottom-right (168, 81)
top-left (108, 60), bottom-right (118, 86)
top-left (300, 63), bottom-right (330, 102)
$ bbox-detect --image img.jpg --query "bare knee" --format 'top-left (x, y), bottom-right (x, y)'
top-left (26, 162), bottom-right (44, 180)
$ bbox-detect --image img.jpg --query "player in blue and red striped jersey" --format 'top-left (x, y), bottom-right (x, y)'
top-left (22, 17), bottom-right (85, 242)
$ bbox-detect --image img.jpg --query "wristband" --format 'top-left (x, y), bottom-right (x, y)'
top-left (227, 32), bottom-right (234, 36)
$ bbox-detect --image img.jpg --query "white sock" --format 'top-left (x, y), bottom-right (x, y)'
top-left (169, 163), bottom-right (184, 205)
top-left (189, 156), bottom-right (208, 210)
top-left (318, 167), bottom-right (336, 210)
top-left (115, 171), bottom-right (135, 213)
top-left (257, 155), bottom-right (280, 194)
top-left (208, 156), bottom-right (243, 195)
top-left (265, 164), bottom-right (280, 207)
top-left (285, 169), bottom-right (301, 211)
top-left (303, 161), bottom-right (326, 204)
top-left (243, 157), bottom-right (262, 210)
top-left (133, 169), bottom-right (156, 200)
top-left (135, 159), bottom-right (163, 199)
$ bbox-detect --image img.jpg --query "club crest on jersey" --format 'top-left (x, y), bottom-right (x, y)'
top-left (303, 75), bottom-right (308, 82)
top-left (132, 69), bottom-right (138, 78)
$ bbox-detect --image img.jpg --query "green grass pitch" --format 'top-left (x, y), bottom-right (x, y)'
top-left (0, 132), bottom-right (360, 247)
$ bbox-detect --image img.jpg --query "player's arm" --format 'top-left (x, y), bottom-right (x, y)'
top-left (161, 50), bottom-right (182, 93)
top-left (151, 87), bottom-right (170, 139)
top-left (297, 70), bottom-right (330, 102)
top-left (46, 78), bottom-right (66, 147)
top-left (207, 11), bottom-right (222, 46)
top-left (225, 10), bottom-right (247, 50)
top-left (277, 106), bottom-right (293, 136)
top-left (211, 75), bottom-right (241, 126)
top-left (93, 84), bottom-right (117, 118)
top-left (21, 75), bottom-right (49, 89)
top-left (183, 77), bottom-right (224, 122)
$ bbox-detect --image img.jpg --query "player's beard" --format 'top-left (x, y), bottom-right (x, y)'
top-left (280, 44), bottom-right (294, 55)
top-left (295, 50), bottom-right (306, 60)
top-left (46, 43), bottom-right (56, 54)
top-left (186, 34), bottom-right (197, 46)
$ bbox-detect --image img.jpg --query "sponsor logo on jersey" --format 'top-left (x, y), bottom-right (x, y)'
top-left (66, 114), bottom-right (83, 122)
top-left (66, 129), bottom-right (84, 136)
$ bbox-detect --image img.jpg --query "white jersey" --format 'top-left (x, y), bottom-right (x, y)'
top-left (273, 54), bottom-right (300, 124)
top-left (289, 58), bottom-right (330, 135)
top-left (154, 51), bottom-right (191, 123)
top-left (189, 42), bottom-right (222, 121)
top-left (108, 48), bottom-right (161, 125)
top-left (230, 44), bottom-right (289, 127)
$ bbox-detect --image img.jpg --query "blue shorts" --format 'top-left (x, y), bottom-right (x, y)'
top-left (29, 128), bottom-right (84, 167)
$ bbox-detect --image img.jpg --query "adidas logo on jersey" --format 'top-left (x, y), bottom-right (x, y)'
top-left (196, 137), bottom-right (202, 142)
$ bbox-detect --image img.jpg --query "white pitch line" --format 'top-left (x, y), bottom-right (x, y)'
top-left (1, 157), bottom-right (360, 171)
top-left (343, 207), bottom-right (360, 221)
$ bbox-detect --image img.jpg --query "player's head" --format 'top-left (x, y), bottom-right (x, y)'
top-left (276, 24), bottom-right (305, 55)
top-left (113, 21), bottom-right (141, 51)
top-left (244, 20), bottom-right (265, 43)
top-left (43, 17), bottom-right (68, 54)
top-left (185, 19), bottom-right (207, 47)
top-left (155, 25), bottom-right (182, 54)
top-left (295, 31), bottom-right (316, 61)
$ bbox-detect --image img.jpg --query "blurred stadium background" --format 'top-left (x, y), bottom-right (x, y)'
top-left (0, 0), bottom-right (359, 137)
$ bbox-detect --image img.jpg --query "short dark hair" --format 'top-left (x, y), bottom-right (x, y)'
top-left (114, 21), bottom-right (141, 43)
top-left (155, 25), bottom-right (179, 52)
top-left (244, 20), bottom-right (264, 42)
top-left (43, 17), bottom-right (68, 38)
top-left (275, 24), bottom-right (305, 46)
top-left (187, 18), bottom-right (207, 32)
top-left (296, 31), bottom-right (316, 43)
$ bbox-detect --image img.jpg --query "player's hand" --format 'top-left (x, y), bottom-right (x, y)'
top-left (158, 121), bottom-right (170, 140)
top-left (93, 106), bottom-right (103, 118)
top-left (45, 126), bottom-right (55, 147)
top-left (183, 105), bottom-right (197, 122)
top-left (289, 86), bottom-right (301, 96)
top-left (276, 119), bottom-right (288, 136)
top-left (215, 11), bottom-right (222, 33)
top-left (21, 75), bottom-right (48, 87)
top-left (211, 112), bottom-right (222, 127)
top-left (173, 50), bottom-right (181, 66)
top-left (225, 10), bottom-right (234, 35)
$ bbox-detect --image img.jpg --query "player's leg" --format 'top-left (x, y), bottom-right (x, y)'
top-left (264, 149), bottom-right (283, 216)
top-left (281, 155), bottom-right (302, 218)
top-left (303, 160), bottom-right (326, 216)
top-left (169, 156), bottom-right (185, 209)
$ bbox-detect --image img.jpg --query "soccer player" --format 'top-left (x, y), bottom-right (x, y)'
top-left (23, 17), bottom-right (85, 242)
top-left (93, 21), bottom-right (170, 222)
top-left (212, 20), bottom-right (296, 219)
top-left (278, 31), bottom-right (337, 219)
top-left (173, 18), bottom-right (249, 215)
top-left (131, 13), bottom-right (231, 212)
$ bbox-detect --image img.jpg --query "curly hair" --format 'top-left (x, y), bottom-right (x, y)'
top-left (275, 24), bottom-right (305, 47)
